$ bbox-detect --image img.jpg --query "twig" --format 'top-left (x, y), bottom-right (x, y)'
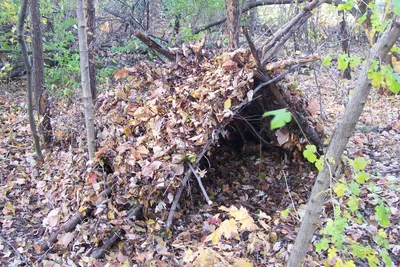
top-left (40, 188), bottom-right (112, 251)
top-left (90, 229), bottom-right (123, 259)
top-left (166, 170), bottom-right (192, 229)
top-left (282, 171), bottom-right (300, 220)
top-left (313, 68), bottom-right (326, 121)
top-left (0, 233), bottom-right (30, 265)
top-left (90, 204), bottom-right (142, 259)
top-left (187, 162), bottom-right (212, 205)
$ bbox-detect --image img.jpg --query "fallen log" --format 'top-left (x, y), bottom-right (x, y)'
top-left (90, 204), bottom-right (143, 259)
top-left (40, 188), bottom-right (112, 252)
top-left (134, 30), bottom-right (175, 60)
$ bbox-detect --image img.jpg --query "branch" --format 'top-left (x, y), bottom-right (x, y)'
top-left (193, 0), bottom-right (309, 34)
top-left (134, 30), bottom-right (175, 60)
top-left (193, 0), bottom-right (359, 35)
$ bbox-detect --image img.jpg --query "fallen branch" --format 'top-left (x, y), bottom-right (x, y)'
top-left (265, 55), bottom-right (319, 71)
top-left (134, 30), bottom-right (175, 61)
top-left (261, 0), bottom-right (324, 65)
top-left (90, 204), bottom-right (143, 259)
top-left (0, 233), bottom-right (30, 265)
top-left (40, 188), bottom-right (112, 252)
top-left (187, 162), bottom-right (213, 205)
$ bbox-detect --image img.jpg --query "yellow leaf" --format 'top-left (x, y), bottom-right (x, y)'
top-left (78, 206), bottom-right (87, 213)
top-left (183, 249), bottom-right (196, 263)
top-left (335, 258), bottom-right (343, 267)
top-left (205, 229), bottom-right (221, 244)
top-left (3, 202), bottom-right (15, 215)
top-left (233, 258), bottom-right (253, 267)
top-left (224, 98), bottom-right (231, 109)
top-left (328, 246), bottom-right (337, 259)
top-left (343, 260), bottom-right (356, 267)
top-left (240, 216), bottom-right (259, 231)
top-left (219, 218), bottom-right (239, 240)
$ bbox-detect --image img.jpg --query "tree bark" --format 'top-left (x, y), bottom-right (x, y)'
top-left (76, 0), bottom-right (96, 160)
top-left (287, 19), bottom-right (400, 267)
top-left (85, 0), bottom-right (96, 101)
top-left (30, 0), bottom-right (53, 147)
top-left (17, 0), bottom-right (43, 161)
top-left (339, 12), bottom-right (351, 80)
top-left (224, 0), bottom-right (240, 49)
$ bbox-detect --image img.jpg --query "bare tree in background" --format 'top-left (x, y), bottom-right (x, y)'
top-left (225, 0), bottom-right (240, 49)
top-left (17, 0), bottom-right (43, 161)
top-left (76, 0), bottom-right (96, 159)
top-left (85, 0), bottom-right (96, 101)
top-left (30, 0), bottom-right (53, 147)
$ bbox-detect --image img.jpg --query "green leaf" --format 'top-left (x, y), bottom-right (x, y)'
top-left (262, 108), bottom-right (292, 130)
top-left (334, 182), bottom-right (346, 197)
top-left (315, 158), bottom-right (324, 171)
top-left (353, 157), bottom-right (369, 172)
top-left (281, 208), bottom-right (290, 217)
top-left (322, 55), bottom-right (332, 66)
top-left (375, 204), bottom-right (390, 227)
top-left (367, 254), bottom-right (379, 267)
top-left (303, 145), bottom-right (317, 163)
top-left (315, 237), bottom-right (329, 252)
top-left (351, 244), bottom-right (368, 258)
top-left (358, 13), bottom-right (367, 24)
top-left (338, 54), bottom-right (349, 70)
top-left (186, 154), bottom-right (196, 163)
top-left (349, 56), bottom-right (361, 68)
top-left (348, 182), bottom-right (360, 196)
top-left (380, 248), bottom-right (393, 266)
top-left (347, 196), bottom-right (359, 212)
top-left (355, 171), bottom-right (369, 183)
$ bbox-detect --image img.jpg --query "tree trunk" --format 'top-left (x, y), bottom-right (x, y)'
top-left (30, 0), bottom-right (53, 147)
top-left (76, 0), bottom-right (96, 159)
top-left (85, 0), bottom-right (96, 101)
top-left (287, 19), bottom-right (400, 266)
top-left (17, 0), bottom-right (43, 161)
top-left (340, 12), bottom-right (351, 80)
top-left (224, 0), bottom-right (240, 49)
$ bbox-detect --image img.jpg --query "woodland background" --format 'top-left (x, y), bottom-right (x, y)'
top-left (0, 0), bottom-right (400, 266)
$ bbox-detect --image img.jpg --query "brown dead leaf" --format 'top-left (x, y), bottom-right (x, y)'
top-left (222, 60), bottom-right (239, 72)
top-left (114, 68), bottom-right (129, 81)
top-left (307, 98), bottom-right (319, 116)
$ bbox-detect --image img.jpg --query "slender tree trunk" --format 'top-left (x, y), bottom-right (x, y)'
top-left (30, 0), bottom-right (53, 147)
top-left (77, 0), bottom-right (96, 159)
top-left (340, 12), bottom-right (351, 80)
top-left (85, 0), bottom-right (96, 101)
top-left (287, 19), bottom-right (400, 266)
top-left (225, 0), bottom-right (240, 49)
top-left (248, 0), bottom-right (256, 36)
top-left (17, 0), bottom-right (43, 161)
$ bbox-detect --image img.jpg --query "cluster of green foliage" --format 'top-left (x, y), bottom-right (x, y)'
top-left (163, 0), bottom-right (224, 41)
top-left (312, 156), bottom-right (393, 266)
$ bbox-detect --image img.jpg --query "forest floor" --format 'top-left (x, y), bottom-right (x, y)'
top-left (0, 61), bottom-right (400, 266)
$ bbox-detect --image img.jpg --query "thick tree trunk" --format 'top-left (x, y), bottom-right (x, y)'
top-left (30, 0), bottom-right (53, 147)
top-left (76, 0), bottom-right (96, 159)
top-left (17, 0), bottom-right (43, 161)
top-left (287, 19), bottom-right (400, 266)
top-left (85, 0), bottom-right (96, 101)
top-left (224, 0), bottom-right (240, 49)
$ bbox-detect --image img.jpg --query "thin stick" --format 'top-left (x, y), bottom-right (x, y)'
top-left (282, 171), bottom-right (300, 220)
top-left (0, 234), bottom-right (30, 265)
top-left (187, 162), bottom-right (212, 205)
